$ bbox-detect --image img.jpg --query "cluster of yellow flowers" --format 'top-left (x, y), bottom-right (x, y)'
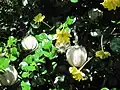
top-left (69, 67), bottom-right (85, 81)
top-left (56, 29), bottom-right (86, 81)
top-left (55, 29), bottom-right (71, 45)
top-left (101, 0), bottom-right (120, 10)
top-left (33, 13), bottom-right (45, 23)
top-left (95, 50), bottom-right (111, 59)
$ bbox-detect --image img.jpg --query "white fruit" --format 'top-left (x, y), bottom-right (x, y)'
top-left (21, 35), bottom-right (38, 51)
top-left (66, 45), bottom-right (87, 67)
top-left (0, 65), bottom-right (18, 86)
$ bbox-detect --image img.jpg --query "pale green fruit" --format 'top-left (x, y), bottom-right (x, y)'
top-left (66, 45), bottom-right (87, 67)
top-left (0, 65), bottom-right (18, 86)
top-left (21, 35), bottom-right (38, 51)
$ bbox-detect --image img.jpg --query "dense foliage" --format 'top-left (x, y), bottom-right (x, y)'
top-left (0, 0), bottom-right (120, 90)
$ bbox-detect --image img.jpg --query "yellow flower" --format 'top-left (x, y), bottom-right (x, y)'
top-left (95, 50), bottom-right (111, 59)
top-left (69, 67), bottom-right (85, 81)
top-left (56, 29), bottom-right (71, 45)
top-left (33, 13), bottom-right (45, 23)
top-left (101, 0), bottom-right (120, 10)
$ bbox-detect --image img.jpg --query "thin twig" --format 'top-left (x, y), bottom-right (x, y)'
top-left (101, 35), bottom-right (104, 51)
top-left (79, 57), bottom-right (92, 71)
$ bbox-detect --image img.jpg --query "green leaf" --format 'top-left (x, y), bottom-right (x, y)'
top-left (43, 51), bottom-right (50, 58)
top-left (22, 72), bottom-right (30, 78)
top-left (21, 65), bottom-right (29, 71)
top-left (30, 22), bottom-right (40, 29)
top-left (22, 64), bottom-right (36, 72)
top-left (35, 58), bottom-right (46, 63)
top-left (23, 55), bottom-right (33, 64)
top-left (42, 40), bottom-right (52, 50)
top-left (7, 36), bottom-right (17, 47)
top-left (70, 0), bottom-right (78, 3)
top-left (9, 55), bottom-right (17, 61)
top-left (117, 21), bottom-right (120, 24)
top-left (27, 65), bottom-right (36, 72)
top-left (101, 87), bottom-right (109, 90)
top-left (0, 57), bottom-right (9, 70)
top-left (110, 37), bottom-right (120, 53)
top-left (10, 47), bottom-right (19, 57)
top-left (35, 48), bottom-right (43, 57)
top-left (65, 16), bottom-right (76, 25)
top-left (41, 70), bottom-right (47, 74)
top-left (35, 33), bottom-right (48, 42)
top-left (43, 50), bottom-right (56, 60)
top-left (21, 81), bottom-right (31, 90)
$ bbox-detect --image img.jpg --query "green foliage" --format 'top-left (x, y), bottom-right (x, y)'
top-left (7, 36), bottom-right (17, 47)
top-left (110, 37), bottom-right (120, 53)
top-left (21, 81), bottom-right (31, 90)
top-left (1, 1), bottom-right (120, 89)
top-left (70, 0), bottom-right (78, 3)
top-left (0, 57), bottom-right (9, 71)
top-left (101, 87), bottom-right (109, 90)
top-left (35, 33), bottom-right (48, 42)
top-left (22, 72), bottom-right (30, 78)
top-left (65, 16), bottom-right (76, 25)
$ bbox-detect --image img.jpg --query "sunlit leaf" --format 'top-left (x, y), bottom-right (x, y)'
top-left (23, 55), bottom-right (33, 64)
top-left (10, 47), bottom-right (19, 57)
top-left (9, 54), bottom-right (17, 61)
top-left (70, 0), bottom-right (78, 3)
top-left (22, 72), bottom-right (30, 78)
top-left (35, 33), bottom-right (48, 42)
top-left (0, 57), bottom-right (9, 70)
top-left (7, 36), bottom-right (17, 47)
top-left (65, 16), bottom-right (76, 25)
top-left (42, 40), bottom-right (52, 50)
top-left (21, 81), bottom-right (31, 90)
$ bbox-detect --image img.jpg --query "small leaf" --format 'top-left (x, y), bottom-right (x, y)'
top-left (43, 51), bottom-right (50, 57)
top-left (70, 0), bottom-right (78, 3)
top-left (117, 21), bottom-right (120, 24)
top-left (10, 47), bottom-right (19, 57)
top-left (0, 58), bottom-right (9, 70)
top-left (110, 37), bottom-right (120, 53)
top-left (35, 48), bottom-right (43, 58)
top-left (35, 58), bottom-right (46, 63)
top-left (23, 55), bottom-right (33, 64)
top-left (101, 87), bottom-right (109, 90)
top-left (41, 70), bottom-right (47, 74)
top-left (42, 40), bottom-right (52, 50)
top-left (9, 55), bottom-right (17, 61)
top-left (7, 36), bottom-right (17, 47)
top-left (27, 65), bottom-right (36, 72)
top-left (21, 81), bottom-right (31, 90)
top-left (22, 72), bottom-right (30, 78)
top-left (22, 65), bottom-right (36, 72)
top-left (65, 16), bottom-right (76, 25)
top-left (35, 33), bottom-right (48, 42)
